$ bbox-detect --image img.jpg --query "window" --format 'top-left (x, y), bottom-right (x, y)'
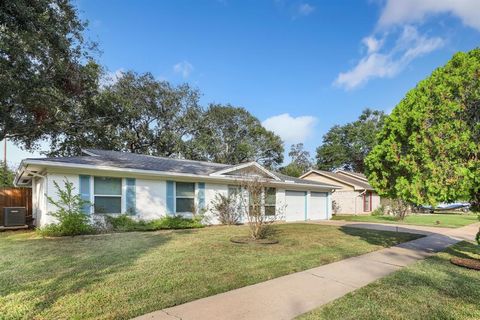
top-left (264, 187), bottom-right (276, 216)
top-left (228, 185), bottom-right (241, 197)
top-left (94, 177), bottom-right (122, 214)
top-left (176, 182), bottom-right (195, 213)
top-left (363, 191), bottom-right (372, 212)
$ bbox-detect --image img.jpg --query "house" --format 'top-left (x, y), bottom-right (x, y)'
top-left (299, 169), bottom-right (380, 215)
top-left (14, 150), bottom-right (340, 227)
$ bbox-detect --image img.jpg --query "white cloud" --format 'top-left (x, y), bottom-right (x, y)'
top-left (173, 61), bottom-right (194, 78)
top-left (336, 26), bottom-right (444, 90)
top-left (262, 113), bottom-right (316, 144)
top-left (335, 0), bottom-right (480, 90)
top-left (297, 3), bottom-right (315, 16)
top-left (378, 0), bottom-right (480, 31)
top-left (362, 36), bottom-right (383, 54)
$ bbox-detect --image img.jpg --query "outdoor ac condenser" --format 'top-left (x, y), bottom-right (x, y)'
top-left (1, 207), bottom-right (27, 227)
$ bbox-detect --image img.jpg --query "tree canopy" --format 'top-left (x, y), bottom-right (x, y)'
top-left (0, 162), bottom-right (15, 187)
top-left (280, 143), bottom-right (313, 177)
top-left (365, 48), bottom-right (480, 209)
top-left (190, 105), bottom-right (284, 168)
top-left (0, 0), bottom-right (99, 149)
top-left (316, 109), bottom-right (386, 173)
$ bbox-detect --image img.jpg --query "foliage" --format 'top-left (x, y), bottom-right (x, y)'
top-left (365, 49), bottom-right (480, 210)
top-left (38, 179), bottom-right (94, 236)
top-left (236, 176), bottom-right (283, 239)
top-left (0, 0), bottom-right (100, 149)
top-left (105, 214), bottom-right (204, 232)
top-left (46, 71), bottom-right (202, 157)
top-left (0, 162), bottom-right (15, 187)
top-left (210, 193), bottom-right (242, 225)
top-left (371, 204), bottom-right (385, 216)
top-left (280, 143), bottom-right (313, 177)
top-left (188, 104), bottom-right (284, 168)
top-left (316, 109), bottom-right (386, 172)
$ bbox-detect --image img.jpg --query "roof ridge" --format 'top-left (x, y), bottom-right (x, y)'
top-left (83, 149), bottom-right (232, 167)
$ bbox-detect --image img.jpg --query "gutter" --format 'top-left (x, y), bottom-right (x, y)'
top-left (16, 160), bottom-right (341, 191)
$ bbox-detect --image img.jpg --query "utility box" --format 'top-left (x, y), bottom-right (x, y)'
top-left (2, 207), bottom-right (27, 227)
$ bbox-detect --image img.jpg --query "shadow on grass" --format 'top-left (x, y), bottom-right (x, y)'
top-left (0, 229), bottom-right (198, 317)
top-left (338, 226), bottom-right (424, 247)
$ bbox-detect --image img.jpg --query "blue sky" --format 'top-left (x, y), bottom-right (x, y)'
top-left (4, 0), bottom-right (480, 167)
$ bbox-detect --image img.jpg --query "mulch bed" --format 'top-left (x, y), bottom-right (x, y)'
top-left (230, 236), bottom-right (279, 245)
top-left (450, 257), bottom-right (480, 270)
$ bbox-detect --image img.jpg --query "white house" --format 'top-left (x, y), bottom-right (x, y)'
top-left (300, 169), bottom-right (381, 215)
top-left (14, 150), bottom-right (340, 227)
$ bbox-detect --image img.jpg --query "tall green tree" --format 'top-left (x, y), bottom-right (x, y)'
top-left (316, 109), bottom-right (386, 172)
top-left (365, 49), bottom-right (480, 210)
top-left (0, 0), bottom-right (100, 150)
top-left (189, 105), bottom-right (284, 167)
top-left (280, 143), bottom-right (312, 177)
top-left (0, 162), bottom-right (15, 187)
top-left (47, 71), bottom-right (202, 157)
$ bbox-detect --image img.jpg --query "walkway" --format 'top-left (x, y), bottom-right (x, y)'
top-left (135, 221), bottom-right (479, 320)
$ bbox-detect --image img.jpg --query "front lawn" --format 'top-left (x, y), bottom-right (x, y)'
top-left (0, 224), bottom-right (420, 319)
top-left (332, 213), bottom-right (478, 228)
top-left (298, 241), bottom-right (480, 320)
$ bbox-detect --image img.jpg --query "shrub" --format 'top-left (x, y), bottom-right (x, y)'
top-left (37, 179), bottom-right (95, 237)
top-left (210, 193), bottom-right (242, 225)
top-left (105, 214), bottom-right (204, 232)
top-left (371, 204), bottom-right (385, 216)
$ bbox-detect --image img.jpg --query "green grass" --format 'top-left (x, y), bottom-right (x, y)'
top-left (332, 213), bottom-right (478, 228)
top-left (298, 241), bottom-right (480, 320)
top-left (0, 224), bottom-right (420, 320)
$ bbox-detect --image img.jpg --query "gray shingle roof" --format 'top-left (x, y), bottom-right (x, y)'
top-left (25, 149), bottom-right (339, 188)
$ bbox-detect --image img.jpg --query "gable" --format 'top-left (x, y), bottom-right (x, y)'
top-left (302, 172), bottom-right (354, 191)
top-left (209, 162), bottom-right (280, 181)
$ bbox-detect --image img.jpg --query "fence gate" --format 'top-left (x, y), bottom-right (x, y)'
top-left (0, 187), bottom-right (32, 221)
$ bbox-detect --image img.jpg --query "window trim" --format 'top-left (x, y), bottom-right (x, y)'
top-left (93, 177), bottom-right (123, 214)
top-left (175, 182), bottom-right (196, 213)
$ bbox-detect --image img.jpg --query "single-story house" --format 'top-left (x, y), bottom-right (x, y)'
top-left (14, 149), bottom-right (340, 227)
top-left (299, 169), bottom-right (380, 215)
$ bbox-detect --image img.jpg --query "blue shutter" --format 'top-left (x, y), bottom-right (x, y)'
top-left (198, 182), bottom-right (205, 211)
top-left (79, 175), bottom-right (91, 214)
top-left (126, 178), bottom-right (136, 215)
top-left (166, 180), bottom-right (175, 215)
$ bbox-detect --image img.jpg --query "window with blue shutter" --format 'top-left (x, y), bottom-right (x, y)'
top-left (198, 182), bottom-right (205, 212)
top-left (126, 178), bottom-right (136, 215)
top-left (79, 175), bottom-right (91, 214)
top-left (166, 180), bottom-right (175, 215)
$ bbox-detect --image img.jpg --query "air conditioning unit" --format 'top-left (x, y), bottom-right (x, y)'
top-left (1, 207), bottom-right (27, 227)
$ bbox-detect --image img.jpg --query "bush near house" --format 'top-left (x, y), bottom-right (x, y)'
top-left (105, 214), bottom-right (204, 232)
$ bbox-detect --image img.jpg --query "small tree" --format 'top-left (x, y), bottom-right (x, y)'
top-left (236, 175), bottom-right (282, 240)
top-left (0, 161), bottom-right (15, 187)
top-left (210, 193), bottom-right (242, 225)
top-left (41, 178), bottom-right (94, 236)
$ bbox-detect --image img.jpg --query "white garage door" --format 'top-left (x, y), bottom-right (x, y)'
top-left (309, 192), bottom-right (327, 220)
top-left (285, 191), bottom-right (306, 222)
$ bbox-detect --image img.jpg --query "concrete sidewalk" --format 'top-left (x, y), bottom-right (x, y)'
top-left (135, 222), bottom-right (479, 320)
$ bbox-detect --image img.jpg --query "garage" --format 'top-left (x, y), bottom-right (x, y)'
top-left (285, 190), bottom-right (306, 221)
top-left (308, 192), bottom-right (328, 220)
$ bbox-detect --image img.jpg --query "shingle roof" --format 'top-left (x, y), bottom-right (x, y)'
top-left (309, 170), bottom-right (374, 190)
top-left (24, 149), bottom-right (339, 188)
top-left (336, 170), bottom-right (368, 181)
top-left (27, 149), bottom-right (231, 175)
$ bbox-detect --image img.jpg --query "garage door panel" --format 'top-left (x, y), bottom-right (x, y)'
top-left (309, 192), bottom-right (327, 220)
top-left (285, 191), bottom-right (305, 222)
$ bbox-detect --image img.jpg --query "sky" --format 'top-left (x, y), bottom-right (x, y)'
top-left (4, 0), bottom-right (480, 167)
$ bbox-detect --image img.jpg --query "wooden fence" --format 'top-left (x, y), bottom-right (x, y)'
top-left (0, 187), bottom-right (32, 219)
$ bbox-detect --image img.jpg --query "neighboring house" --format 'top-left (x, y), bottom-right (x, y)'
top-left (14, 149), bottom-right (340, 227)
top-left (299, 169), bottom-right (380, 215)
